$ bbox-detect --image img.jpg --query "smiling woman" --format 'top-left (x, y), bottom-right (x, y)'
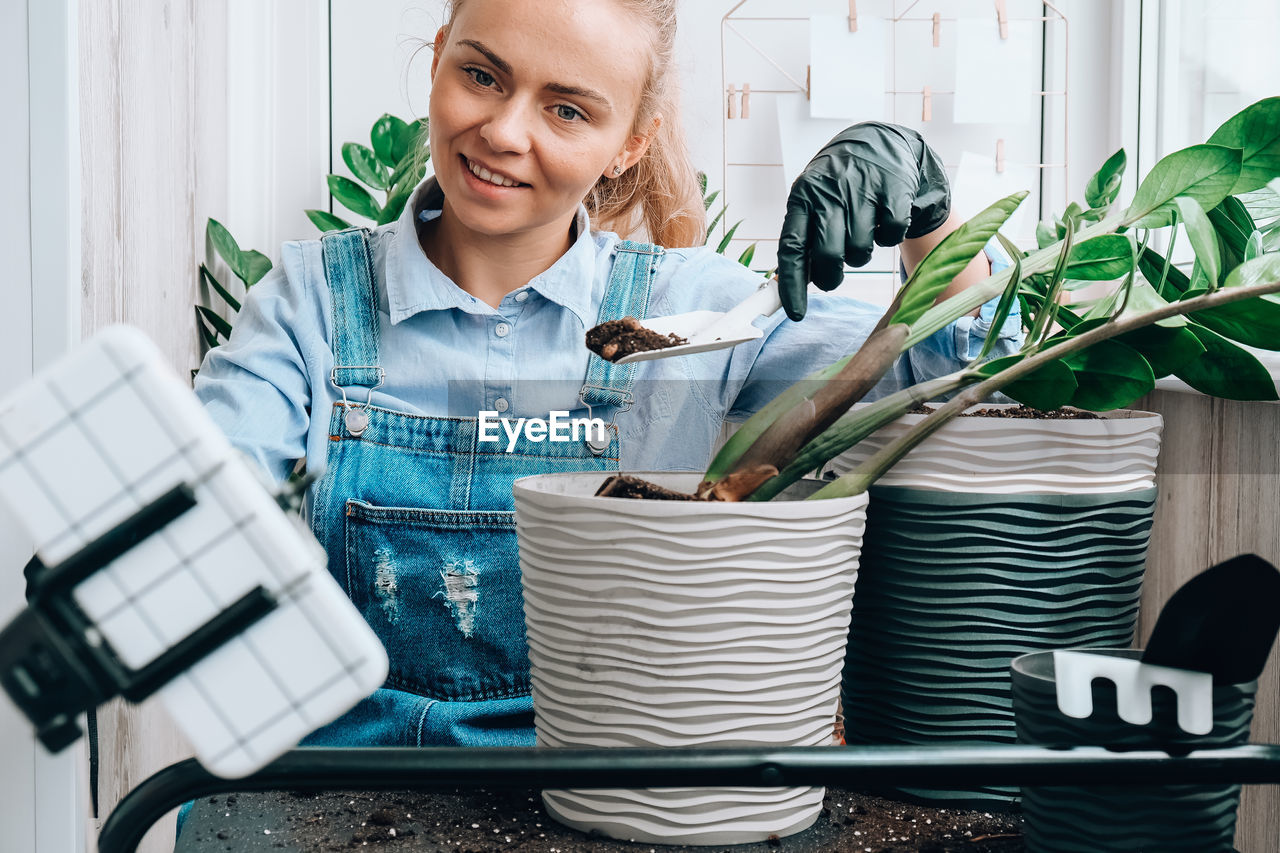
top-left (192, 0), bottom-right (1007, 779)
top-left (420, 0), bottom-right (704, 308)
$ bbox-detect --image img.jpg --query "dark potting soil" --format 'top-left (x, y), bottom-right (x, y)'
top-left (595, 473), bottom-right (700, 500)
top-left (585, 317), bottom-right (688, 362)
top-left (176, 787), bottom-right (1025, 853)
top-left (905, 404), bottom-right (1100, 420)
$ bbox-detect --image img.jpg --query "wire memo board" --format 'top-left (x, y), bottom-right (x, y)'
top-left (719, 0), bottom-right (1068, 299)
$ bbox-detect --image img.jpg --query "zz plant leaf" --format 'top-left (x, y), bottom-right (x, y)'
top-left (1123, 144), bottom-right (1242, 228)
top-left (1207, 96), bottom-right (1280, 195)
top-left (1085, 148), bottom-right (1127, 209)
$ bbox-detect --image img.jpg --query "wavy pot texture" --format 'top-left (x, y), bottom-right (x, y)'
top-left (513, 471), bottom-right (868, 845)
top-left (828, 405), bottom-right (1165, 806)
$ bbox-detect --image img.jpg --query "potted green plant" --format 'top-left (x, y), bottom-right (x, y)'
top-left (514, 96), bottom-right (1280, 841)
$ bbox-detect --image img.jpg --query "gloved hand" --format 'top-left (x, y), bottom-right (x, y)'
top-left (777, 122), bottom-right (951, 320)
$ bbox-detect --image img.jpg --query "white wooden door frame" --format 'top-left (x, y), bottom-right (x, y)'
top-left (2, 1), bottom-right (86, 852)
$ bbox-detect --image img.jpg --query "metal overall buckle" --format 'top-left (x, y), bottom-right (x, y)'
top-left (577, 384), bottom-right (633, 456)
top-left (329, 366), bottom-right (385, 437)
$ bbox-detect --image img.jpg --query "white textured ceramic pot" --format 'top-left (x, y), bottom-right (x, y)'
top-left (827, 403), bottom-right (1164, 494)
top-left (826, 404), bottom-right (1166, 806)
top-left (513, 471), bottom-right (869, 846)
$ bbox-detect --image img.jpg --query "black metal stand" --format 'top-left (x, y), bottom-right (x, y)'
top-left (97, 743), bottom-right (1280, 853)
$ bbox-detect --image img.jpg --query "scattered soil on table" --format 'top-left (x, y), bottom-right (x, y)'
top-left (180, 787), bottom-right (1024, 852)
top-left (906, 404), bottom-right (1100, 420)
top-left (586, 317), bottom-right (688, 362)
top-left (595, 473), bottom-right (701, 500)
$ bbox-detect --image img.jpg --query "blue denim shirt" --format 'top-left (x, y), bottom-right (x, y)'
top-left (194, 178), bottom-right (1018, 481)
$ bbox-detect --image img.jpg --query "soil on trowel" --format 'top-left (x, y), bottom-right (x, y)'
top-left (176, 786), bottom-right (1025, 852)
top-left (594, 473), bottom-right (700, 501)
top-left (586, 317), bottom-right (688, 362)
top-left (907, 404), bottom-right (1100, 420)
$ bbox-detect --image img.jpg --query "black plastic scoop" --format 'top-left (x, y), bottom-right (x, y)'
top-left (1141, 553), bottom-right (1280, 684)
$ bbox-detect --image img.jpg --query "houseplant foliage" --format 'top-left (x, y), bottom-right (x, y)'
top-left (666, 95), bottom-right (1280, 506)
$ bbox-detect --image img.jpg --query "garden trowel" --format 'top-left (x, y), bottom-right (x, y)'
top-left (613, 278), bottom-right (783, 364)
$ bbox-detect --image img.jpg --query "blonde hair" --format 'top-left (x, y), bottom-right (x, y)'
top-left (438, 0), bottom-right (706, 248)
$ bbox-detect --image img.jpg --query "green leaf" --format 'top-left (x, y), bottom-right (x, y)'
top-left (196, 305), bottom-right (233, 340)
top-left (371, 114), bottom-right (410, 167)
top-left (1175, 197), bottom-right (1221, 291)
top-left (1123, 145), bottom-right (1243, 228)
top-left (1085, 148), bottom-right (1127, 209)
top-left (328, 175), bottom-right (381, 221)
top-left (705, 206), bottom-right (726, 243)
top-left (379, 183), bottom-right (414, 225)
top-left (1063, 339), bottom-right (1155, 410)
top-left (1028, 224), bottom-right (1075, 346)
top-left (703, 189), bottom-right (721, 211)
top-left (306, 209), bottom-right (352, 233)
top-left (1206, 96), bottom-right (1280, 194)
top-left (737, 243), bottom-right (756, 267)
top-left (207, 218), bottom-right (243, 273)
top-left (1036, 220), bottom-right (1057, 250)
top-left (891, 191), bottom-right (1029, 327)
top-left (194, 307), bottom-right (220, 349)
top-left (973, 233), bottom-right (1025, 363)
top-left (716, 220), bottom-right (741, 254)
top-left (199, 264), bottom-right (240, 312)
top-left (1188, 253), bottom-right (1280, 349)
top-left (342, 142), bottom-right (389, 191)
top-left (979, 354), bottom-right (1078, 411)
top-left (1246, 230), bottom-right (1265, 261)
top-left (1177, 323), bottom-right (1279, 400)
top-left (1117, 324), bottom-right (1206, 378)
top-left (1239, 178), bottom-right (1280, 225)
top-left (697, 171), bottom-right (708, 196)
top-left (1065, 235), bottom-right (1133, 280)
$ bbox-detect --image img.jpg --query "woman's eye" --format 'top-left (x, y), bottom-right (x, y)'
top-left (554, 104), bottom-right (584, 122)
top-left (465, 67), bottom-right (496, 88)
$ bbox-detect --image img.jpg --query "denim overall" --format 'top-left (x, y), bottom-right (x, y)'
top-left (302, 230), bottom-right (663, 747)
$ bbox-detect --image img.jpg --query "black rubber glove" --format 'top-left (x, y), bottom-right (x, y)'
top-left (777, 122), bottom-right (951, 320)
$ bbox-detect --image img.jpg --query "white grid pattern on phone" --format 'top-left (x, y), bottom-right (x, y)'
top-left (0, 329), bottom-right (387, 777)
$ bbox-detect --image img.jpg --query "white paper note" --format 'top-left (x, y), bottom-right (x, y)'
top-left (953, 151), bottom-right (1039, 241)
top-left (776, 93), bottom-right (856, 188)
top-left (808, 14), bottom-right (889, 121)
top-left (953, 18), bottom-right (1039, 125)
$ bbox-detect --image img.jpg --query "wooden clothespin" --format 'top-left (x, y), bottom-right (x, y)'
top-left (805, 65), bottom-right (812, 101)
top-left (727, 83), bottom-right (737, 120)
top-left (995, 0), bottom-right (1009, 39)
top-left (996, 138), bottom-right (1006, 174)
top-left (848, 0), bottom-right (858, 32)
top-left (740, 83), bottom-right (751, 120)
top-left (922, 86), bottom-right (933, 122)
top-left (932, 12), bottom-right (941, 47)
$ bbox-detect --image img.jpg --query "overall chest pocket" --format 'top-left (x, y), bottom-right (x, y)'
top-left (343, 499), bottom-right (530, 702)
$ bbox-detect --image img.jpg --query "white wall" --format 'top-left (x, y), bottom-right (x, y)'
top-left (1, 1), bottom-right (86, 852)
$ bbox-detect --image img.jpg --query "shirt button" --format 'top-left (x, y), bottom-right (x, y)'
top-left (495, 322), bottom-right (511, 338)
top-left (514, 291), bottom-right (529, 303)
top-left (493, 397), bottom-right (509, 413)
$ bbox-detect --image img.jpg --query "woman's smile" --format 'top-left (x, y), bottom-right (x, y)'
top-left (460, 154), bottom-right (529, 191)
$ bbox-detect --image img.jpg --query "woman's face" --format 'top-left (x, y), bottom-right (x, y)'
top-left (429, 0), bottom-right (654, 241)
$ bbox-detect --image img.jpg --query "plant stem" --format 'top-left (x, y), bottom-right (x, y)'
top-left (812, 275), bottom-right (1280, 499)
top-left (748, 370), bottom-right (977, 501)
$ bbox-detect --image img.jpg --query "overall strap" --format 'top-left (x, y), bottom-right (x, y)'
top-left (320, 228), bottom-right (383, 389)
top-left (580, 240), bottom-right (665, 412)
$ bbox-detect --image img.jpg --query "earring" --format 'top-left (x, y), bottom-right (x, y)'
top-left (612, 165), bottom-right (623, 177)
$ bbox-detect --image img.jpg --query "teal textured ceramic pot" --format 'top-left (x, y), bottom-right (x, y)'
top-left (841, 486), bottom-right (1157, 807)
top-left (1012, 649), bottom-right (1256, 852)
